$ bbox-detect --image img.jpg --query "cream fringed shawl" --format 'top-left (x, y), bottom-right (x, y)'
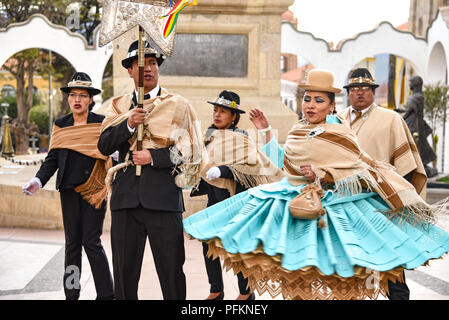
top-left (339, 105), bottom-right (427, 198)
top-left (283, 118), bottom-right (437, 225)
top-left (202, 128), bottom-right (285, 196)
top-left (49, 123), bottom-right (112, 209)
top-left (101, 87), bottom-right (208, 191)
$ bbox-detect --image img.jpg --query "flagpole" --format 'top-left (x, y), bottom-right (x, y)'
top-left (136, 26), bottom-right (145, 176)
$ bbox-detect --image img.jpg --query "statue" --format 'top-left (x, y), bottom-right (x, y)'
top-left (403, 76), bottom-right (438, 178)
top-left (1, 114), bottom-right (14, 157)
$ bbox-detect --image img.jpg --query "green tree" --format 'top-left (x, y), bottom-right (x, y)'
top-left (38, 50), bottom-right (76, 118)
top-left (2, 49), bottom-right (47, 154)
top-left (68, 0), bottom-right (102, 45)
top-left (423, 82), bottom-right (449, 168)
top-left (0, 0), bottom-right (67, 28)
top-left (423, 82), bottom-right (449, 137)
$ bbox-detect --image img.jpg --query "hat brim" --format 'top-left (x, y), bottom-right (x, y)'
top-left (207, 101), bottom-right (246, 114)
top-left (60, 86), bottom-right (102, 96)
top-left (343, 83), bottom-right (379, 89)
top-left (298, 84), bottom-right (341, 93)
top-left (121, 54), bottom-right (165, 69)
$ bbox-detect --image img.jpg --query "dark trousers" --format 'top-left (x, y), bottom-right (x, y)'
top-left (202, 242), bottom-right (250, 295)
top-left (59, 189), bottom-right (114, 300)
top-left (111, 206), bottom-right (186, 300)
top-left (387, 271), bottom-right (410, 300)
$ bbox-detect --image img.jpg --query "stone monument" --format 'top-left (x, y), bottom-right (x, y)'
top-left (403, 75), bottom-right (438, 177)
top-left (112, 0), bottom-right (297, 143)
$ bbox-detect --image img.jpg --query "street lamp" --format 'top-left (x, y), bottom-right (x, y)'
top-left (1, 102), bottom-right (9, 116)
top-left (0, 101), bottom-right (9, 140)
top-left (1, 101), bottom-right (14, 157)
top-left (48, 49), bottom-right (53, 140)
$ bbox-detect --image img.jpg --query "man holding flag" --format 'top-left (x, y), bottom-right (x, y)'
top-left (98, 39), bottom-right (205, 300)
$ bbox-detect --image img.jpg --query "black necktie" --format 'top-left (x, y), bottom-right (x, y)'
top-left (130, 92), bottom-right (152, 109)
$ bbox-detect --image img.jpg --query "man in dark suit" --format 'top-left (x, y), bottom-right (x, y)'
top-left (98, 41), bottom-right (194, 300)
top-left (23, 72), bottom-right (114, 300)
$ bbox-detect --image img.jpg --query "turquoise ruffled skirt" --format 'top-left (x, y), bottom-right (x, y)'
top-left (184, 178), bottom-right (449, 299)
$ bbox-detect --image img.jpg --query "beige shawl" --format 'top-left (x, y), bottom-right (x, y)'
top-left (202, 128), bottom-right (285, 195)
top-left (339, 104), bottom-right (427, 197)
top-left (101, 87), bottom-right (207, 190)
top-left (284, 118), bottom-right (435, 225)
top-left (49, 123), bottom-right (112, 209)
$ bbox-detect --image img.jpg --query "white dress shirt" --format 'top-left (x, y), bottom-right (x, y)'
top-left (127, 85), bottom-right (160, 133)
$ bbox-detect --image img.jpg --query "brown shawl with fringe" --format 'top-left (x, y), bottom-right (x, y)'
top-left (202, 129), bottom-right (285, 196)
top-left (339, 104), bottom-right (427, 198)
top-left (283, 118), bottom-right (435, 225)
top-left (49, 123), bottom-right (112, 209)
top-left (101, 87), bottom-right (207, 191)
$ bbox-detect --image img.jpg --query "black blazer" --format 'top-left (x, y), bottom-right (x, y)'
top-left (35, 112), bottom-right (105, 190)
top-left (97, 95), bottom-right (184, 213)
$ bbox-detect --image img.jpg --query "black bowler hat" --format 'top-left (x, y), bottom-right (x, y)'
top-left (60, 72), bottom-right (102, 96)
top-left (121, 40), bottom-right (166, 69)
top-left (343, 68), bottom-right (379, 89)
top-left (207, 90), bottom-right (246, 114)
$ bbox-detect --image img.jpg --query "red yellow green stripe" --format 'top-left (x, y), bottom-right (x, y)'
top-left (159, 0), bottom-right (198, 38)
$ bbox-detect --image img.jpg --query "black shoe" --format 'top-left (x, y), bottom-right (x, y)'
top-left (236, 293), bottom-right (255, 300)
top-left (205, 292), bottom-right (224, 300)
top-left (65, 295), bottom-right (79, 301)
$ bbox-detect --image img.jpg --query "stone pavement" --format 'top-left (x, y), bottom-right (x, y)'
top-left (0, 227), bottom-right (249, 300)
top-left (1, 221), bottom-right (449, 300)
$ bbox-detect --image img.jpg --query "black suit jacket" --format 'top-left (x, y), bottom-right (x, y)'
top-left (97, 95), bottom-right (184, 213)
top-left (35, 112), bottom-right (105, 190)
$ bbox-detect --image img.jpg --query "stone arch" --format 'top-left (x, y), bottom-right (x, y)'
top-left (427, 41), bottom-right (448, 84)
top-left (427, 10), bottom-right (449, 85)
top-left (281, 21), bottom-right (428, 89)
top-left (0, 14), bottom-right (113, 104)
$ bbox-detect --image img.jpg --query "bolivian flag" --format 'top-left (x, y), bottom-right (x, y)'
top-left (159, 0), bottom-right (198, 38)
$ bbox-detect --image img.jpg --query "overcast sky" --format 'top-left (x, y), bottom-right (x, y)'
top-left (289, 0), bottom-right (411, 44)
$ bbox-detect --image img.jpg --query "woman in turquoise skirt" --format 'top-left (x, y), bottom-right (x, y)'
top-left (183, 70), bottom-right (449, 300)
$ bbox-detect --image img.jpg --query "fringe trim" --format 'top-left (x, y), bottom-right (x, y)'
top-left (205, 238), bottom-right (404, 300)
top-left (382, 189), bottom-right (449, 229)
top-left (74, 158), bottom-right (111, 209)
top-left (229, 167), bottom-right (274, 189)
top-left (384, 202), bottom-right (445, 230)
top-left (333, 171), bottom-right (377, 197)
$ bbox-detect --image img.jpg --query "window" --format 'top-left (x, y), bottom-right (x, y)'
top-left (25, 86), bottom-right (38, 95)
top-left (1, 85), bottom-right (15, 98)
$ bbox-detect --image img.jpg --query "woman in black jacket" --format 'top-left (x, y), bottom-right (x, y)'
top-left (22, 72), bottom-right (114, 300)
top-left (191, 91), bottom-right (254, 300)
